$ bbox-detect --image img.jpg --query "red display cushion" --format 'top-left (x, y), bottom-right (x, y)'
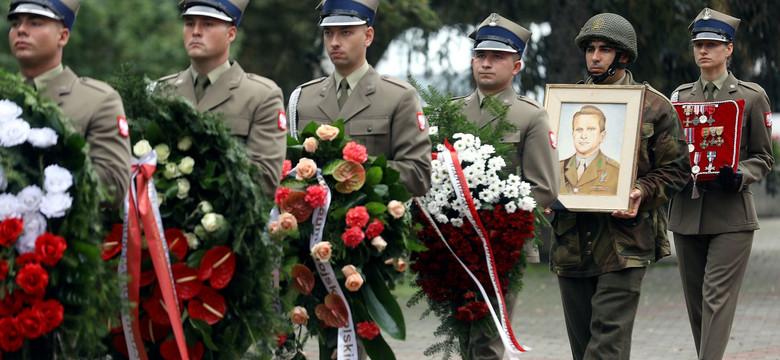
top-left (673, 99), bottom-right (745, 180)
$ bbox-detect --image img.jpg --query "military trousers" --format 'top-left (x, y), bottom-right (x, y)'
top-left (557, 267), bottom-right (646, 360)
top-left (673, 231), bottom-right (753, 360)
top-left (467, 292), bottom-right (518, 360)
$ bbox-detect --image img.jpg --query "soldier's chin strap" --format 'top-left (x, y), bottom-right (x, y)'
top-left (589, 52), bottom-right (628, 84)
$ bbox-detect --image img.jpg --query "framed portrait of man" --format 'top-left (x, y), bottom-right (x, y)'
top-left (544, 85), bottom-right (645, 212)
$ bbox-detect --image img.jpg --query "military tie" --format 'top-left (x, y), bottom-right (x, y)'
top-left (337, 78), bottom-right (349, 110)
top-left (24, 77), bottom-right (36, 90)
top-left (577, 160), bottom-right (586, 180)
top-left (194, 73), bottom-right (210, 103)
top-left (704, 82), bottom-right (716, 102)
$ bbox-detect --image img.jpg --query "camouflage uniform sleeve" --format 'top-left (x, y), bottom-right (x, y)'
top-left (247, 83), bottom-right (286, 198)
top-left (737, 84), bottom-right (774, 186)
top-left (635, 91), bottom-right (691, 210)
top-left (386, 85), bottom-right (432, 196)
top-left (88, 88), bottom-right (131, 209)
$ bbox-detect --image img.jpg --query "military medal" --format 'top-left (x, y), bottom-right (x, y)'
top-left (685, 128), bottom-right (695, 152)
top-left (698, 105), bottom-right (708, 124)
top-left (683, 106), bottom-right (694, 127)
top-left (700, 127), bottom-right (710, 149)
top-left (710, 126), bottom-right (724, 147)
top-left (705, 151), bottom-right (717, 172)
top-left (706, 104), bottom-right (717, 125)
top-left (691, 151), bottom-right (701, 174)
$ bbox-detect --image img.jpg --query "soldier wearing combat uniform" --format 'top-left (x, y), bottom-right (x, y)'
top-left (550, 13), bottom-right (690, 360)
top-left (7, 0), bottom-right (131, 208)
top-left (287, 0), bottom-right (431, 197)
top-left (158, 0), bottom-right (286, 198)
top-left (669, 8), bottom-right (774, 360)
top-left (456, 13), bottom-right (559, 360)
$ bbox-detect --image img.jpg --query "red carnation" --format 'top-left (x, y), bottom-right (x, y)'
top-left (345, 206), bottom-right (370, 228)
top-left (281, 159), bottom-right (292, 180)
top-left (35, 233), bottom-right (67, 267)
top-left (16, 263), bottom-right (49, 298)
top-left (356, 321), bottom-right (380, 340)
top-left (275, 187), bottom-right (291, 206)
top-left (304, 185), bottom-right (328, 208)
top-left (0, 259), bottom-right (8, 281)
top-left (15, 307), bottom-right (46, 339)
top-left (0, 218), bottom-right (23, 248)
top-left (365, 218), bottom-right (385, 239)
top-left (0, 317), bottom-right (24, 352)
top-left (276, 334), bottom-right (287, 347)
top-left (35, 299), bottom-right (64, 332)
top-left (102, 223), bottom-right (123, 260)
top-left (342, 141), bottom-right (368, 164)
top-left (341, 227), bottom-right (365, 248)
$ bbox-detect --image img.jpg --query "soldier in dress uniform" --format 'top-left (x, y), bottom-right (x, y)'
top-left (287, 0), bottom-right (431, 197)
top-left (7, 0), bottom-right (131, 209)
top-left (668, 8), bottom-right (774, 360)
top-left (158, 0), bottom-right (286, 198)
top-left (550, 13), bottom-right (690, 360)
top-left (559, 105), bottom-right (620, 195)
top-left (456, 13), bottom-right (559, 360)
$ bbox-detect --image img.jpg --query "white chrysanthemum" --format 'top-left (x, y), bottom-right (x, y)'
top-left (428, 126), bottom-right (438, 136)
top-left (479, 189), bottom-right (497, 204)
top-left (472, 198), bottom-right (482, 210)
top-left (450, 218), bottom-right (464, 227)
top-left (507, 174), bottom-right (522, 186)
top-left (518, 181), bottom-right (532, 197)
top-left (0, 99), bottom-right (23, 123)
top-left (0, 193), bottom-right (21, 221)
top-left (459, 148), bottom-right (479, 163)
top-left (487, 156), bottom-right (506, 171)
top-left (434, 213), bottom-right (449, 223)
top-left (519, 197), bottom-right (537, 212)
top-left (436, 143), bottom-right (447, 152)
top-left (505, 201), bottom-right (517, 214)
top-left (431, 171), bottom-right (445, 184)
top-left (0, 165), bottom-right (7, 192)
top-left (27, 127), bottom-right (58, 148)
top-left (504, 186), bottom-right (519, 199)
top-left (17, 185), bottom-right (43, 213)
top-left (43, 164), bottom-right (73, 193)
top-left (40, 192), bottom-right (73, 218)
top-left (479, 144), bottom-right (495, 158)
top-left (0, 118), bottom-right (31, 147)
top-left (16, 212), bottom-right (46, 254)
top-left (426, 202), bottom-right (441, 215)
top-left (453, 139), bottom-right (467, 152)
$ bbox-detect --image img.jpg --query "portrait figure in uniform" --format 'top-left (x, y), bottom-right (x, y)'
top-left (559, 104), bottom-right (620, 195)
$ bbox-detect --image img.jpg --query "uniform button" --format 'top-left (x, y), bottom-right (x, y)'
top-left (586, 250), bottom-right (592, 255)
top-left (556, 270), bottom-right (562, 275)
top-left (367, 127), bottom-right (373, 133)
top-left (587, 241), bottom-right (592, 246)
top-left (573, 187), bottom-right (579, 193)
top-left (730, 84), bottom-right (735, 89)
top-left (585, 232), bottom-right (591, 237)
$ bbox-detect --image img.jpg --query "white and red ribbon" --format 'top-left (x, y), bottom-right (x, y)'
top-left (119, 151), bottom-right (189, 360)
top-left (414, 140), bottom-right (531, 358)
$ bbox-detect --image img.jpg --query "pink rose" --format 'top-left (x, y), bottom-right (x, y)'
top-left (342, 141), bottom-right (368, 164)
top-left (303, 137), bottom-right (319, 153)
top-left (305, 185), bottom-right (328, 208)
top-left (278, 212), bottom-right (298, 231)
top-left (342, 265), bottom-right (363, 292)
top-left (274, 187), bottom-right (291, 206)
top-left (365, 218), bottom-right (384, 239)
top-left (345, 206), bottom-right (369, 228)
top-left (316, 124), bottom-right (340, 141)
top-left (341, 264), bottom-right (358, 277)
top-left (341, 227), bottom-right (365, 248)
top-left (310, 241), bottom-right (332, 262)
top-left (295, 158), bottom-right (317, 180)
top-left (371, 236), bottom-right (387, 253)
top-left (387, 200), bottom-right (405, 219)
top-left (395, 258), bottom-right (407, 272)
top-left (289, 306), bottom-right (309, 325)
top-left (268, 221), bottom-right (281, 234)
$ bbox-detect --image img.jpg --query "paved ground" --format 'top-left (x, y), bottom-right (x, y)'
top-left (304, 216), bottom-right (780, 359)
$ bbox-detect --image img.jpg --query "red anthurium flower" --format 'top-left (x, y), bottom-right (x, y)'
top-left (314, 294), bottom-right (349, 328)
top-left (164, 228), bottom-right (187, 261)
top-left (197, 246), bottom-right (235, 289)
top-left (140, 268), bottom-right (157, 287)
top-left (280, 191), bottom-right (314, 223)
top-left (101, 223), bottom-right (124, 260)
top-left (139, 315), bottom-right (171, 343)
top-left (142, 287), bottom-right (171, 325)
top-left (35, 233), bottom-right (67, 267)
top-left (113, 335), bottom-right (129, 357)
top-left (171, 263), bottom-right (202, 300)
top-left (35, 299), bottom-right (64, 332)
top-left (0, 217), bottom-right (23, 248)
top-left (332, 161), bottom-right (366, 194)
top-left (187, 286), bottom-right (226, 325)
top-left (290, 264), bottom-right (315, 296)
top-left (160, 339), bottom-right (204, 360)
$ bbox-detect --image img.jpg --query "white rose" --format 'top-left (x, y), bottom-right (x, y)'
top-left (185, 232), bottom-right (200, 249)
top-left (198, 201), bottom-right (213, 214)
top-left (133, 139), bottom-right (153, 157)
top-left (163, 162), bottom-right (181, 179)
top-left (0, 118), bottom-right (31, 147)
top-left (178, 156), bottom-right (195, 175)
top-left (0, 193), bottom-right (21, 221)
top-left (15, 212), bottom-right (46, 254)
top-left (176, 178), bottom-right (190, 199)
top-left (371, 236), bottom-right (387, 253)
top-left (17, 185), bottom-right (43, 213)
top-left (0, 165), bottom-right (6, 192)
top-left (387, 200), bottom-right (405, 219)
top-left (43, 164), bottom-right (73, 193)
top-left (155, 143), bottom-right (170, 164)
top-left (178, 136), bottom-right (193, 151)
top-left (26, 127), bottom-right (58, 148)
top-left (194, 224), bottom-right (207, 238)
top-left (201, 213), bottom-right (225, 232)
top-left (0, 99), bottom-right (23, 122)
top-left (40, 192), bottom-right (73, 218)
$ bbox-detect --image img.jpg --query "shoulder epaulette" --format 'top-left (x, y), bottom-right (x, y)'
top-left (244, 73), bottom-right (277, 89)
top-left (737, 80), bottom-right (765, 94)
top-left (157, 72), bottom-right (181, 82)
top-left (516, 95), bottom-right (543, 109)
top-left (643, 82), bottom-right (673, 106)
top-left (77, 76), bottom-right (112, 94)
top-left (379, 74), bottom-right (412, 89)
top-left (673, 82), bottom-right (695, 93)
top-left (300, 77), bottom-right (327, 88)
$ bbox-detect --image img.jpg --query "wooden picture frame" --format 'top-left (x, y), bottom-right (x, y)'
top-left (545, 84), bottom-right (645, 212)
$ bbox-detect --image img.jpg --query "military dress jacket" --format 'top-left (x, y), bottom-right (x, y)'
top-left (559, 151), bottom-right (619, 196)
top-left (291, 66), bottom-right (431, 196)
top-left (550, 72), bottom-right (691, 277)
top-left (668, 72), bottom-right (773, 235)
top-left (42, 66), bottom-right (131, 208)
top-left (159, 62), bottom-right (287, 198)
top-left (456, 89), bottom-right (559, 208)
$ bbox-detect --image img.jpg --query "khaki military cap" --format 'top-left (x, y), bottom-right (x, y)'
top-left (179, 0), bottom-right (249, 27)
top-left (317, 0), bottom-right (379, 27)
top-left (8, 0), bottom-right (80, 30)
top-left (689, 7), bottom-right (740, 42)
top-left (469, 13), bottom-right (532, 56)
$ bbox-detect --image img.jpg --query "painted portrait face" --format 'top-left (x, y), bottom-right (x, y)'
top-left (572, 113), bottom-right (606, 158)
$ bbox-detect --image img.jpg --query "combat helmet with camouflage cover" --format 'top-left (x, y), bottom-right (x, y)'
top-left (575, 12), bottom-right (637, 63)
